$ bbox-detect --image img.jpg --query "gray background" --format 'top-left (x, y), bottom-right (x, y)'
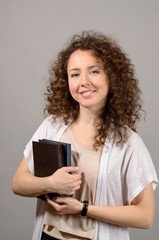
top-left (0, 0), bottom-right (158, 239)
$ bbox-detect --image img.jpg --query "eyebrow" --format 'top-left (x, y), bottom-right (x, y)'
top-left (69, 65), bottom-right (102, 73)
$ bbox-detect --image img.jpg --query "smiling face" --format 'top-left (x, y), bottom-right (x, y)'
top-left (67, 50), bottom-right (109, 112)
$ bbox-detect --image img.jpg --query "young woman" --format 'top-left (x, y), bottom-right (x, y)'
top-left (12, 31), bottom-right (158, 240)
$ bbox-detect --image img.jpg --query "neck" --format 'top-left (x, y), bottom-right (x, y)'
top-left (75, 105), bottom-right (102, 126)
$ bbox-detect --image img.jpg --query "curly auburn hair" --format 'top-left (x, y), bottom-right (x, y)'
top-left (45, 31), bottom-right (143, 149)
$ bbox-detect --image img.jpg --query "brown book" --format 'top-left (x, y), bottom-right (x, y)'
top-left (33, 140), bottom-right (69, 200)
top-left (33, 141), bottom-right (64, 177)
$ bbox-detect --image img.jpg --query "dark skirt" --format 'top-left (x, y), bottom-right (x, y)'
top-left (41, 232), bottom-right (59, 240)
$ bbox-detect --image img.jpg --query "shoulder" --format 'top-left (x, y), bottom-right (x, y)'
top-left (121, 127), bottom-right (152, 161)
top-left (107, 127), bottom-right (145, 150)
top-left (107, 127), bottom-right (148, 155)
top-left (30, 115), bottom-right (67, 139)
top-left (44, 115), bottom-right (65, 128)
top-left (43, 115), bottom-right (71, 138)
top-left (126, 127), bottom-right (146, 149)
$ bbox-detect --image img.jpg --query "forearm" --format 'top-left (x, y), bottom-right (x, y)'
top-left (46, 182), bottom-right (154, 229)
top-left (87, 204), bottom-right (153, 229)
top-left (47, 197), bottom-right (152, 229)
top-left (12, 158), bottom-right (81, 197)
top-left (12, 172), bottom-right (50, 197)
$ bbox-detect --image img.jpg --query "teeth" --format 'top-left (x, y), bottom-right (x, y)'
top-left (82, 91), bottom-right (94, 96)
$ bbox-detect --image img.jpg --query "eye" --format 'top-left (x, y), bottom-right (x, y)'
top-left (91, 70), bottom-right (99, 75)
top-left (71, 73), bottom-right (79, 78)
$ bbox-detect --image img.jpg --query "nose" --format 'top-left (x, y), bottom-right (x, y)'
top-left (80, 73), bottom-right (90, 87)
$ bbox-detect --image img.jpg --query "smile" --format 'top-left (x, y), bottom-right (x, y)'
top-left (80, 90), bottom-right (96, 97)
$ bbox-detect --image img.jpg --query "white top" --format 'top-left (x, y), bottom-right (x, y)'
top-left (24, 116), bottom-right (158, 240)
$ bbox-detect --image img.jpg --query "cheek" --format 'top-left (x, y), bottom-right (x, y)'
top-left (103, 83), bottom-right (109, 95)
top-left (68, 79), bottom-right (72, 92)
top-left (68, 82), bottom-right (73, 94)
top-left (68, 80), bottom-right (78, 93)
top-left (96, 77), bottom-right (109, 96)
top-left (92, 76), bottom-right (109, 89)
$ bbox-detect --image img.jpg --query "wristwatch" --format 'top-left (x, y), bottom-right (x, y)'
top-left (81, 200), bottom-right (89, 216)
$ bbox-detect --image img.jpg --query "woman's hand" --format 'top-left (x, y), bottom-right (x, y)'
top-left (12, 158), bottom-right (82, 197)
top-left (45, 183), bottom-right (155, 229)
top-left (47, 166), bottom-right (82, 195)
top-left (45, 195), bottom-right (83, 215)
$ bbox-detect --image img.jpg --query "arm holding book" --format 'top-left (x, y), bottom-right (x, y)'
top-left (45, 183), bottom-right (154, 229)
top-left (12, 158), bottom-right (82, 197)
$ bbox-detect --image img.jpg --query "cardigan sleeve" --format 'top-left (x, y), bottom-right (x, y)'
top-left (125, 134), bottom-right (158, 204)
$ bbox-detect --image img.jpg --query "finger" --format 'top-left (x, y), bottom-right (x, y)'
top-left (72, 173), bottom-right (82, 180)
top-left (44, 194), bottom-right (50, 201)
top-left (73, 184), bottom-right (81, 191)
top-left (69, 191), bottom-right (75, 195)
top-left (45, 194), bottom-right (55, 204)
top-left (63, 166), bottom-right (79, 173)
top-left (73, 178), bottom-right (82, 187)
top-left (54, 197), bottom-right (67, 204)
top-left (45, 195), bottom-right (60, 209)
top-left (45, 194), bottom-right (52, 204)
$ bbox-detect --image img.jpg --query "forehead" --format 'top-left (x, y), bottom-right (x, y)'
top-left (67, 50), bottom-right (103, 69)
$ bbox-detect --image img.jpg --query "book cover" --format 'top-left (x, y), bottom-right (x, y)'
top-left (32, 139), bottom-right (71, 200)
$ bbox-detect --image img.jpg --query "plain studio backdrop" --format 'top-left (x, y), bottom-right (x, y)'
top-left (0, 0), bottom-right (159, 239)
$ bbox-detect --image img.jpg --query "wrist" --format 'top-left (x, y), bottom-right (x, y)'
top-left (77, 201), bottom-right (83, 215)
top-left (43, 176), bottom-right (55, 194)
